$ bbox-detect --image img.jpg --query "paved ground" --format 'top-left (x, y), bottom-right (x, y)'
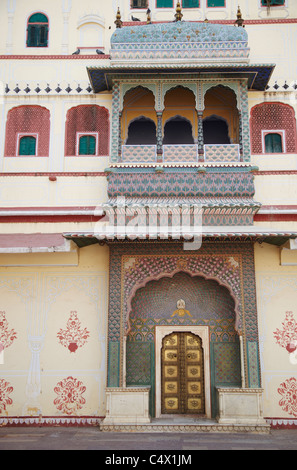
top-left (0, 427), bottom-right (296, 451)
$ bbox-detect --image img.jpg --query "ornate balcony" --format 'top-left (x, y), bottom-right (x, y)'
top-left (120, 144), bottom-right (241, 165)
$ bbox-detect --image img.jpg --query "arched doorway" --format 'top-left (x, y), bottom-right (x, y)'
top-left (126, 271), bottom-right (241, 419)
top-left (161, 331), bottom-right (205, 415)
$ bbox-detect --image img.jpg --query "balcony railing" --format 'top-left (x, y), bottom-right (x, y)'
top-left (163, 145), bottom-right (198, 163)
top-left (121, 144), bottom-right (240, 164)
top-left (122, 145), bottom-right (157, 163)
top-left (204, 144), bottom-right (240, 163)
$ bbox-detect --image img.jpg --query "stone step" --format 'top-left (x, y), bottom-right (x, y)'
top-left (100, 418), bottom-right (271, 434)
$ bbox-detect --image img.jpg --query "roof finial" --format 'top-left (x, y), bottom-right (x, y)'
top-left (234, 5), bottom-right (245, 28)
top-left (115, 7), bottom-right (122, 29)
top-left (174, 1), bottom-right (183, 22)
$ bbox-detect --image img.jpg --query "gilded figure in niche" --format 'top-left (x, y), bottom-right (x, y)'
top-left (171, 299), bottom-right (192, 318)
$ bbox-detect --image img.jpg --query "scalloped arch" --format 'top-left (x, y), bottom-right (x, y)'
top-left (121, 84), bottom-right (157, 111)
top-left (162, 83), bottom-right (198, 111)
top-left (125, 268), bottom-right (242, 336)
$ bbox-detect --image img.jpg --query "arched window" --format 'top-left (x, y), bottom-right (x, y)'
top-left (5, 106), bottom-right (50, 157)
top-left (203, 116), bottom-right (231, 145)
top-left (19, 136), bottom-right (36, 156)
top-left (27, 13), bottom-right (49, 47)
top-left (265, 133), bottom-right (283, 154)
top-left (163, 117), bottom-right (194, 145)
top-left (78, 135), bottom-right (96, 155)
top-left (250, 102), bottom-right (297, 154)
top-left (65, 105), bottom-right (109, 156)
top-left (126, 118), bottom-right (157, 145)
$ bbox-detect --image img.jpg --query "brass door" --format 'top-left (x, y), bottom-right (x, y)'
top-left (161, 332), bottom-right (205, 415)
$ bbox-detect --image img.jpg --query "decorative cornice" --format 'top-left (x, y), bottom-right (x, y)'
top-left (0, 206), bottom-right (104, 223)
top-left (4, 81), bottom-right (95, 96)
top-left (122, 19), bottom-right (297, 26)
top-left (0, 170), bottom-right (295, 177)
top-left (254, 170), bottom-right (297, 175)
top-left (0, 172), bottom-right (107, 177)
top-left (265, 80), bottom-right (297, 92)
top-left (0, 54), bottom-right (109, 60)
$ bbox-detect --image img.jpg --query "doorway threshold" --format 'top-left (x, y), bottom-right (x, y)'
top-left (100, 416), bottom-right (270, 434)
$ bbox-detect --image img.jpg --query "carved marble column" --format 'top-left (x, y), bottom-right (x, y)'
top-left (239, 81), bottom-right (251, 162)
top-left (118, 111), bottom-right (122, 159)
top-left (238, 111), bottom-right (243, 159)
top-left (156, 111), bottom-right (163, 161)
top-left (111, 81), bottom-right (121, 163)
top-left (197, 110), bottom-right (204, 161)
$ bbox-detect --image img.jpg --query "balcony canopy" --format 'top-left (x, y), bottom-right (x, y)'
top-left (111, 20), bottom-right (248, 46)
top-left (88, 21), bottom-right (274, 93)
top-left (110, 21), bottom-right (249, 65)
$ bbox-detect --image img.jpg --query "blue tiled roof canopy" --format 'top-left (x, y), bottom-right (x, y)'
top-left (111, 21), bottom-right (248, 45)
top-left (87, 21), bottom-right (274, 93)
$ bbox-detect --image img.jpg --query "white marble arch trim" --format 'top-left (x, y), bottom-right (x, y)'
top-left (120, 83), bottom-right (158, 111)
top-left (155, 325), bottom-right (211, 419)
top-left (161, 83), bottom-right (199, 111)
top-left (202, 81), bottom-right (241, 111)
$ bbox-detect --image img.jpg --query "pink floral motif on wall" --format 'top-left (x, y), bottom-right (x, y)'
top-left (0, 379), bottom-right (13, 414)
top-left (273, 311), bottom-right (297, 353)
top-left (53, 376), bottom-right (86, 415)
top-left (57, 311), bottom-right (90, 353)
top-left (278, 378), bottom-right (297, 418)
top-left (0, 311), bottom-right (17, 349)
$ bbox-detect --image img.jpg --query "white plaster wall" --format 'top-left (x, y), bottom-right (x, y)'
top-left (255, 242), bottom-right (297, 420)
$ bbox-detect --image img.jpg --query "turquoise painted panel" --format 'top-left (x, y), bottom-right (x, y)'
top-left (108, 341), bottom-right (120, 387)
top-left (247, 341), bottom-right (261, 388)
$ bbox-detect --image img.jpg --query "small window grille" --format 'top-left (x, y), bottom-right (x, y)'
top-left (264, 133), bottom-right (283, 153)
top-left (261, 0), bottom-right (285, 6)
top-left (207, 0), bottom-right (225, 7)
top-left (19, 136), bottom-right (37, 156)
top-left (156, 0), bottom-right (174, 7)
top-left (183, 0), bottom-right (199, 8)
top-left (131, 0), bottom-right (147, 8)
top-left (78, 135), bottom-right (96, 155)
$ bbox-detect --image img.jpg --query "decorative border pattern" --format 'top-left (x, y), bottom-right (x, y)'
top-left (266, 418), bottom-right (297, 430)
top-left (100, 422), bottom-right (270, 433)
top-left (0, 416), bottom-right (102, 427)
top-left (107, 171), bottom-right (255, 199)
